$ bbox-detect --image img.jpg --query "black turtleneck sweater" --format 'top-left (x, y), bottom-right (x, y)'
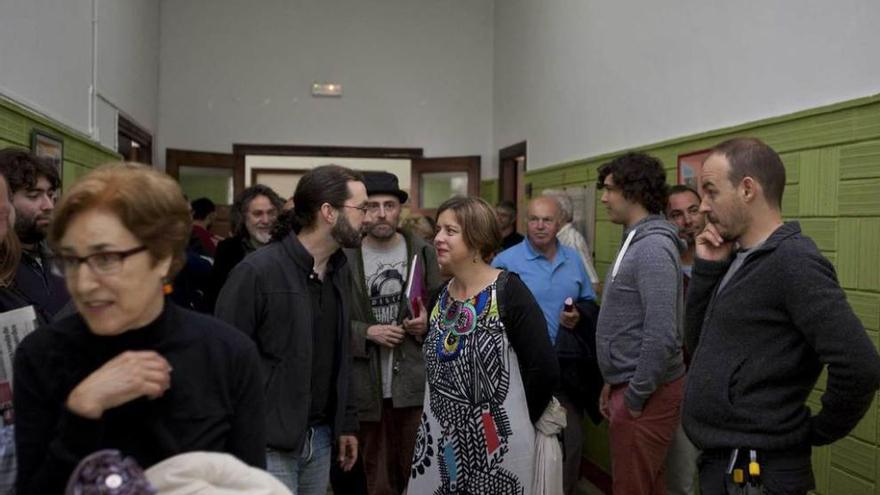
top-left (13, 301), bottom-right (266, 495)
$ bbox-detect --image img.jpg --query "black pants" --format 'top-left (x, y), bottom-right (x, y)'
top-left (698, 446), bottom-right (814, 495)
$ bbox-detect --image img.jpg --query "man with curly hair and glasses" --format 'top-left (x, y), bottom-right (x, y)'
top-left (595, 151), bottom-right (686, 494)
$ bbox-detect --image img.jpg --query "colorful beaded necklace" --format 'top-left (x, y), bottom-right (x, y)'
top-left (435, 284), bottom-right (491, 361)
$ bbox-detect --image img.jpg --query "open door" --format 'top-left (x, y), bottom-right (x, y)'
top-left (166, 149), bottom-right (242, 238)
top-left (499, 142), bottom-right (527, 232)
top-left (409, 156), bottom-right (481, 218)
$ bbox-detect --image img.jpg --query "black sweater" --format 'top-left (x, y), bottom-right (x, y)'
top-left (13, 301), bottom-right (266, 494)
top-left (683, 222), bottom-right (880, 451)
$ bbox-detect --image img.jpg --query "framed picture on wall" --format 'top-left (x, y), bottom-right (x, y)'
top-left (31, 129), bottom-right (63, 176)
top-left (677, 149), bottom-right (711, 190)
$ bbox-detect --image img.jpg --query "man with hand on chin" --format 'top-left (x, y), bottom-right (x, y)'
top-left (683, 138), bottom-right (880, 494)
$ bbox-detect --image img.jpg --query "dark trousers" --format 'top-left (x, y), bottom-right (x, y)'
top-left (361, 401), bottom-right (422, 495)
top-left (558, 394), bottom-right (585, 495)
top-left (697, 446), bottom-right (814, 495)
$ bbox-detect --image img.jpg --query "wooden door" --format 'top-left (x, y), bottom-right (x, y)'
top-left (166, 149), bottom-right (242, 238)
top-left (409, 156), bottom-right (481, 218)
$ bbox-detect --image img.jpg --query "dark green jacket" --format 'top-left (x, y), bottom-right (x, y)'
top-left (344, 230), bottom-right (441, 422)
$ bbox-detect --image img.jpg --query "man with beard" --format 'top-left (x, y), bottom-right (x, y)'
top-left (663, 184), bottom-right (705, 495)
top-left (341, 171), bottom-right (441, 495)
top-left (684, 138), bottom-right (880, 494)
top-left (216, 165), bottom-right (367, 495)
top-left (208, 184), bottom-right (284, 310)
top-left (0, 148), bottom-right (69, 324)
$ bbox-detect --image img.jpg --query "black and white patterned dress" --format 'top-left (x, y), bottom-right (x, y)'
top-left (409, 278), bottom-right (538, 495)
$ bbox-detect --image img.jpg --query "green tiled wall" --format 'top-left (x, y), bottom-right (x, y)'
top-left (482, 95), bottom-right (880, 494)
top-left (0, 97), bottom-right (121, 189)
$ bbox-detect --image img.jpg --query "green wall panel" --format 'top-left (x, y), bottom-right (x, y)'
top-left (829, 219), bottom-right (879, 291)
top-left (847, 291), bottom-right (880, 331)
top-left (781, 151), bottom-right (801, 184)
top-left (828, 466), bottom-right (873, 495)
top-left (840, 179), bottom-right (880, 216)
top-left (782, 184), bottom-right (801, 218)
top-left (800, 219), bottom-right (839, 252)
top-left (0, 97), bottom-right (120, 190)
top-left (830, 436), bottom-right (876, 481)
top-left (840, 140), bottom-right (880, 180)
top-left (799, 148), bottom-right (840, 217)
top-left (480, 179), bottom-right (498, 205)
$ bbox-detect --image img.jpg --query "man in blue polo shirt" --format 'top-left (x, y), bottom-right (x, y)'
top-left (492, 195), bottom-right (596, 495)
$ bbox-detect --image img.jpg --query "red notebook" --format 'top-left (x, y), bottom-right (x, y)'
top-left (404, 254), bottom-right (425, 319)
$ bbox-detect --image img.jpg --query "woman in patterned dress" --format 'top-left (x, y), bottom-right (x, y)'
top-left (408, 197), bottom-right (559, 495)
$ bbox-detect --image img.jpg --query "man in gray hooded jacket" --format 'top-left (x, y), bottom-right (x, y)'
top-left (596, 152), bottom-right (686, 495)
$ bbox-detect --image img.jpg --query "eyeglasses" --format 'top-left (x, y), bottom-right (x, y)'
top-left (339, 204), bottom-right (368, 215)
top-left (55, 246), bottom-right (148, 276)
top-left (365, 201), bottom-right (400, 214)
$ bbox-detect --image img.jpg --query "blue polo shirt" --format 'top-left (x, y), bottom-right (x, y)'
top-left (492, 239), bottom-right (595, 343)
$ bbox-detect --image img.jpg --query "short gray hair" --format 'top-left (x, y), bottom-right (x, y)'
top-left (541, 189), bottom-right (573, 223)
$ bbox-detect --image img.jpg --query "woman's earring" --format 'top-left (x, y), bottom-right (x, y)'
top-left (163, 278), bottom-right (174, 295)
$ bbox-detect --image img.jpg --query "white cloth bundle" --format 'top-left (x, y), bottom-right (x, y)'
top-left (532, 397), bottom-right (567, 495)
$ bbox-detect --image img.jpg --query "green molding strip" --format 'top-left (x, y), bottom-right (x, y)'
top-left (0, 95), bottom-right (121, 190)
top-left (481, 94), bottom-right (880, 494)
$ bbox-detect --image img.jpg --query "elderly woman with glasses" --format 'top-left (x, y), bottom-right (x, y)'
top-left (13, 164), bottom-right (266, 495)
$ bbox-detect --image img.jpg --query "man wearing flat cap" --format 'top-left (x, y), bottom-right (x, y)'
top-left (343, 171), bottom-right (441, 494)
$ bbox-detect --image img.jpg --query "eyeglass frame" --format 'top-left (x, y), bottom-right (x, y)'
top-left (364, 200), bottom-right (401, 214)
top-left (55, 245), bottom-right (149, 276)
top-left (338, 204), bottom-right (369, 215)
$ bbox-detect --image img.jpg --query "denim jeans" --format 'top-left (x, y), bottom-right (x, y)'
top-left (266, 425), bottom-right (333, 495)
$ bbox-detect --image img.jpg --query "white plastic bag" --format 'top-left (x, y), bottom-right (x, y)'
top-left (532, 397), bottom-right (566, 495)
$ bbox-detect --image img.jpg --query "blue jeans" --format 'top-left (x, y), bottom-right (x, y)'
top-left (266, 425), bottom-right (333, 495)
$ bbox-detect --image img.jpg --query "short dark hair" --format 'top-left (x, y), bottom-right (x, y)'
top-left (597, 151), bottom-right (669, 214)
top-left (709, 138), bottom-right (785, 209)
top-left (668, 184), bottom-right (701, 204)
top-left (190, 197), bottom-right (216, 220)
top-left (231, 184), bottom-right (284, 237)
top-left (0, 147), bottom-right (61, 193)
top-left (272, 164), bottom-right (364, 240)
top-left (436, 196), bottom-right (501, 262)
top-left (495, 200), bottom-right (517, 214)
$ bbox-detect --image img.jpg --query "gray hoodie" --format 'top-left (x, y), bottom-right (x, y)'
top-left (596, 214), bottom-right (686, 411)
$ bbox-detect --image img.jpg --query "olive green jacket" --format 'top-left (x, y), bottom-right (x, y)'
top-left (343, 230), bottom-right (442, 422)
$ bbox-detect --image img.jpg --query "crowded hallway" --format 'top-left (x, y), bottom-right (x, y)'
top-left (1, 1), bottom-right (880, 494)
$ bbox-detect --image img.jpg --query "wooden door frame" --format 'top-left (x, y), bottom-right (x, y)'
top-left (118, 114), bottom-right (153, 165)
top-left (409, 155), bottom-right (481, 217)
top-left (498, 141), bottom-right (527, 230)
top-left (165, 148), bottom-right (242, 196)
top-left (233, 144), bottom-right (423, 185)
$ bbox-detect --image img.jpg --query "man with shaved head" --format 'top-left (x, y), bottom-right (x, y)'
top-left (684, 138), bottom-right (880, 493)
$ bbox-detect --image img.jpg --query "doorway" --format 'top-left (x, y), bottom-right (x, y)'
top-left (165, 148), bottom-right (242, 238)
top-left (498, 141), bottom-right (527, 232)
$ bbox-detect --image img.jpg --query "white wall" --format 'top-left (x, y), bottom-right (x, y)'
top-left (0, 0), bottom-right (159, 146)
top-left (157, 0), bottom-right (494, 172)
top-left (493, 0), bottom-right (880, 176)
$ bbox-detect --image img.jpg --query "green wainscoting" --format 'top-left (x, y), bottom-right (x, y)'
top-left (0, 97), bottom-right (120, 189)
top-left (480, 179), bottom-right (498, 205)
top-left (482, 94), bottom-right (880, 494)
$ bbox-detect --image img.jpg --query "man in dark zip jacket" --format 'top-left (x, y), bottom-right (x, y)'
top-left (684, 138), bottom-right (880, 494)
top-left (216, 165), bottom-right (367, 495)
